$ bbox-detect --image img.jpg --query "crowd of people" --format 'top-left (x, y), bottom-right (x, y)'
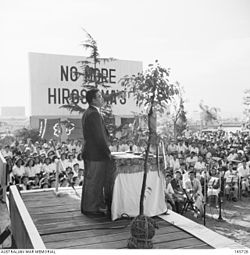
top-left (0, 139), bottom-right (84, 192)
top-left (162, 128), bottom-right (250, 217)
top-left (1, 127), bottom-right (250, 219)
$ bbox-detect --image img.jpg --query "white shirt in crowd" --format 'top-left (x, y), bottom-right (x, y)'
top-left (194, 161), bottom-right (206, 171)
top-left (77, 159), bottom-right (84, 170)
top-left (65, 159), bottom-right (78, 169)
top-left (165, 182), bottom-right (175, 196)
top-left (237, 165), bottom-right (250, 178)
top-left (169, 157), bottom-right (180, 171)
top-left (42, 164), bottom-right (55, 174)
top-left (25, 166), bottom-right (37, 178)
top-left (224, 170), bottom-right (238, 180)
top-left (33, 163), bottom-right (42, 175)
top-left (177, 143), bottom-right (187, 153)
top-left (188, 145), bottom-right (199, 154)
top-left (168, 144), bottom-right (177, 153)
top-left (12, 165), bottom-right (25, 177)
top-left (182, 171), bottom-right (189, 189)
top-left (227, 153), bottom-right (238, 161)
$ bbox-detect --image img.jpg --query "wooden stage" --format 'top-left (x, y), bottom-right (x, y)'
top-left (7, 185), bottom-right (245, 249)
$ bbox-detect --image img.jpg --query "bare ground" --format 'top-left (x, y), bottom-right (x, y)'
top-left (184, 195), bottom-right (250, 248)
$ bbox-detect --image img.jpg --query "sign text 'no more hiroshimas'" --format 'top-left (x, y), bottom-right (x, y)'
top-left (29, 52), bottom-right (143, 116)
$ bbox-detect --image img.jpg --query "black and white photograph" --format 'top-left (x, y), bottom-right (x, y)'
top-left (0, 0), bottom-right (250, 251)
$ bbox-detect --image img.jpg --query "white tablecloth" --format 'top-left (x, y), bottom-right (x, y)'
top-left (111, 170), bottom-right (167, 221)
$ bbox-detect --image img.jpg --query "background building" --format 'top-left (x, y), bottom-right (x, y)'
top-left (1, 106), bottom-right (26, 118)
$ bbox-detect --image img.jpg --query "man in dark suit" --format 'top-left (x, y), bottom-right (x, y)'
top-left (81, 88), bottom-right (111, 216)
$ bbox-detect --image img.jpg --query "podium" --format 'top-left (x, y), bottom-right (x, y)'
top-left (110, 152), bottom-right (167, 221)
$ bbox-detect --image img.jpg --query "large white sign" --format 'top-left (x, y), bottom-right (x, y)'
top-left (29, 52), bottom-right (143, 116)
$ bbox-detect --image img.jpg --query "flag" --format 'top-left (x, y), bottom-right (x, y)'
top-left (38, 118), bottom-right (61, 140)
top-left (67, 118), bottom-right (82, 140)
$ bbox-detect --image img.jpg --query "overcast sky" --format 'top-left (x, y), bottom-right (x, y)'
top-left (1, 0), bottom-right (250, 119)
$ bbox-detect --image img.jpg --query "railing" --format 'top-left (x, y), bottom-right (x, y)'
top-left (8, 185), bottom-right (46, 249)
top-left (0, 152), bottom-right (7, 202)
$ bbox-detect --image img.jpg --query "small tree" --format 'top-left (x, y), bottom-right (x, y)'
top-left (121, 60), bottom-right (179, 215)
top-left (199, 101), bottom-right (220, 127)
top-left (121, 61), bottom-right (179, 248)
top-left (14, 128), bottom-right (41, 143)
top-left (60, 29), bottom-right (120, 137)
top-left (243, 89), bottom-right (250, 122)
top-left (169, 82), bottom-right (187, 138)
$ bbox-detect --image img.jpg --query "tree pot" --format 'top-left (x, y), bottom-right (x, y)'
top-left (127, 215), bottom-right (158, 249)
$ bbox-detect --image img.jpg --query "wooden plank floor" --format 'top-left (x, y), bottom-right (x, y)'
top-left (20, 188), bottom-right (212, 249)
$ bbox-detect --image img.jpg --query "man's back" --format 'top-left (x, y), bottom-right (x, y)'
top-left (82, 106), bottom-right (110, 161)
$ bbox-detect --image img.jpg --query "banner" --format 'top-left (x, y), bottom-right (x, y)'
top-left (38, 118), bottom-right (61, 140)
top-left (29, 52), bottom-right (143, 117)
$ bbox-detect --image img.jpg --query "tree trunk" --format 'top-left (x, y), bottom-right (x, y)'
top-left (139, 106), bottom-right (153, 215)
